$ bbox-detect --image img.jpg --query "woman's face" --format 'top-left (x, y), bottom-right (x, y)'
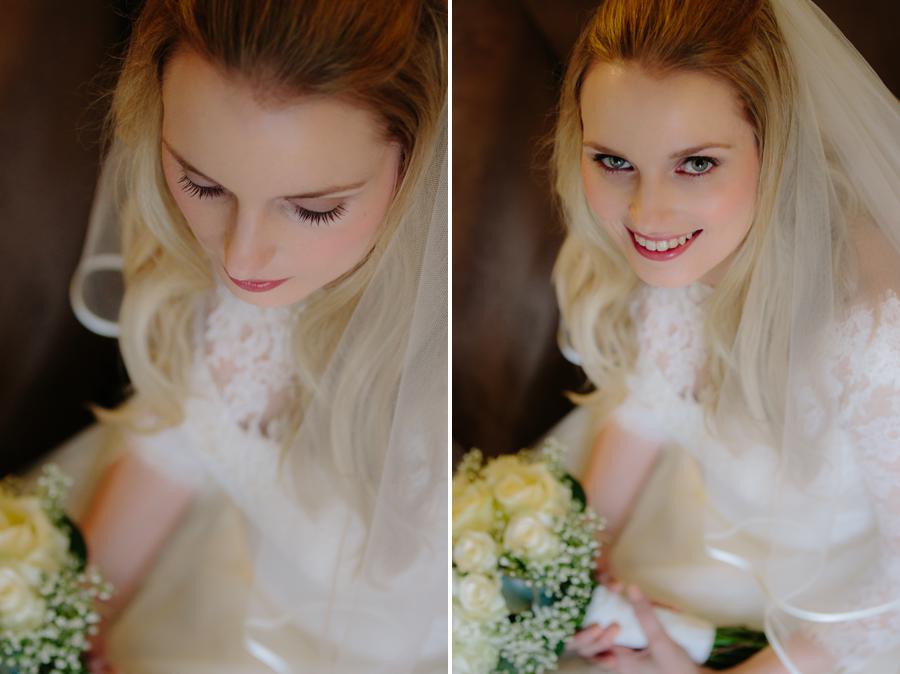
top-left (160, 48), bottom-right (401, 307)
top-left (579, 62), bottom-right (760, 288)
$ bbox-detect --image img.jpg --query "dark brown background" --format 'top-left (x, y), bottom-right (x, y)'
top-left (452, 0), bottom-right (900, 460)
top-left (0, 1), bottom-right (139, 474)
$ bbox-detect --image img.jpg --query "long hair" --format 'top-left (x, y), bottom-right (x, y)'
top-left (552, 0), bottom-right (857, 430)
top-left (100, 0), bottom-right (446, 473)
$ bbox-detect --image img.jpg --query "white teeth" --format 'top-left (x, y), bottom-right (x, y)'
top-left (633, 230), bottom-right (697, 253)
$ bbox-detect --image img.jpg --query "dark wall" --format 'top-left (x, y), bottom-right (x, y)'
top-left (452, 0), bottom-right (900, 460)
top-left (0, 1), bottom-right (136, 474)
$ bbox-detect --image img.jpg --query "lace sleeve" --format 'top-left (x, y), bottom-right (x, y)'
top-left (610, 283), bottom-right (711, 442)
top-left (804, 293), bottom-right (900, 673)
top-left (125, 417), bottom-right (208, 489)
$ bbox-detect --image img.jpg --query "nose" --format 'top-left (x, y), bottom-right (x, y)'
top-left (628, 176), bottom-right (677, 234)
top-left (223, 208), bottom-right (276, 279)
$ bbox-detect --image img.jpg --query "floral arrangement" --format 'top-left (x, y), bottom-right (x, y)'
top-left (0, 466), bottom-right (111, 674)
top-left (452, 439), bottom-right (603, 674)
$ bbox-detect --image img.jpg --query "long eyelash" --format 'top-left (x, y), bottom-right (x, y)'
top-left (679, 156), bottom-right (720, 178)
top-left (293, 203), bottom-right (347, 226)
top-left (178, 173), bottom-right (224, 199)
top-left (592, 153), bottom-right (632, 174)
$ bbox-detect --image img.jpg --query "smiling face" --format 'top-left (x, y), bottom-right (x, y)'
top-left (160, 48), bottom-right (402, 307)
top-left (579, 61), bottom-right (760, 288)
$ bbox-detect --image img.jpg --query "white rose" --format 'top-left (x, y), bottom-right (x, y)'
top-left (452, 478), bottom-right (495, 539)
top-left (484, 457), bottom-right (568, 519)
top-left (503, 514), bottom-right (558, 561)
top-left (0, 567), bottom-right (45, 632)
top-left (0, 495), bottom-right (69, 575)
top-left (453, 531), bottom-right (498, 574)
top-left (452, 630), bottom-right (499, 674)
top-left (458, 573), bottom-right (507, 624)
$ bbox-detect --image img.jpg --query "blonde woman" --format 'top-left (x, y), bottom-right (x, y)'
top-left (550, 0), bottom-right (899, 672)
top-left (66, 1), bottom-right (446, 672)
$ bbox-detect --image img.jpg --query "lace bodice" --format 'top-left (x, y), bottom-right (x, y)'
top-left (202, 285), bottom-right (299, 442)
top-left (610, 282), bottom-right (900, 673)
top-left (129, 283), bottom-right (300, 494)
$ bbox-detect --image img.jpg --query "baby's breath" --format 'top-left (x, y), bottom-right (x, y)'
top-left (453, 440), bottom-right (604, 674)
top-left (0, 466), bottom-right (111, 674)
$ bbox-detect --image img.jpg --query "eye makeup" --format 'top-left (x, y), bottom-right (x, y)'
top-left (291, 203), bottom-right (347, 225)
top-left (177, 172), bottom-right (225, 199)
top-left (590, 153), bottom-right (720, 178)
top-left (177, 170), bottom-right (347, 227)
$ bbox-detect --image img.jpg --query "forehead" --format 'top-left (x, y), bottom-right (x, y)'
top-left (160, 48), bottom-right (388, 190)
top-left (580, 61), bottom-right (749, 147)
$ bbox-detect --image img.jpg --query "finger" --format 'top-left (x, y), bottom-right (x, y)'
top-left (628, 585), bottom-right (669, 643)
top-left (575, 623), bottom-right (622, 658)
top-left (609, 645), bottom-right (645, 674)
top-left (568, 623), bottom-right (605, 649)
top-left (592, 651), bottom-right (619, 670)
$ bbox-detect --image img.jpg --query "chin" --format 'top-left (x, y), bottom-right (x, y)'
top-left (630, 260), bottom-right (709, 289)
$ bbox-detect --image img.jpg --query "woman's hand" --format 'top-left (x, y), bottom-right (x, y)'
top-left (594, 585), bottom-right (710, 674)
top-left (566, 579), bottom-right (625, 660)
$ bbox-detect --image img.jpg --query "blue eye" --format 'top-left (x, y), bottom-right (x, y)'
top-left (593, 154), bottom-right (633, 172)
top-left (178, 173), bottom-right (224, 199)
top-left (678, 156), bottom-right (718, 176)
top-left (292, 203), bottom-right (347, 226)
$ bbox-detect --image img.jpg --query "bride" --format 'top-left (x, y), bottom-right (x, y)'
top-left (548, 0), bottom-right (899, 672)
top-left (62, 1), bottom-right (447, 672)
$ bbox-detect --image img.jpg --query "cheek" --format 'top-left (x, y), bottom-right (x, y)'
top-left (581, 160), bottom-right (628, 229)
top-left (702, 163), bottom-right (758, 238)
top-left (284, 176), bottom-right (394, 277)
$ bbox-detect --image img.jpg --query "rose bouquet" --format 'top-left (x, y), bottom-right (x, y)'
top-left (452, 440), bottom-right (603, 674)
top-left (0, 465), bottom-right (111, 674)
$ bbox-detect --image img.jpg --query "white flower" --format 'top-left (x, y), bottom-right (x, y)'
top-left (0, 494), bottom-right (69, 575)
top-left (503, 513), bottom-right (558, 561)
top-left (452, 477), bottom-right (495, 539)
top-left (452, 627), bottom-right (499, 674)
top-left (453, 531), bottom-right (498, 574)
top-left (458, 573), bottom-right (507, 624)
top-left (483, 456), bottom-right (569, 519)
top-left (0, 566), bottom-right (45, 632)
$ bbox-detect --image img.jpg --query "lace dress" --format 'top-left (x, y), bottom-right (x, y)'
top-left (552, 283), bottom-right (900, 674)
top-left (50, 284), bottom-right (445, 673)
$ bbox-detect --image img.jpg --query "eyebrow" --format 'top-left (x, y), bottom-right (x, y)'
top-left (583, 141), bottom-right (733, 159)
top-left (162, 140), bottom-right (367, 199)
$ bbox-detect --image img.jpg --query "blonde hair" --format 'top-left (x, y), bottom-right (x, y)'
top-left (100, 0), bottom-right (446, 460)
top-left (552, 0), bottom-right (857, 431)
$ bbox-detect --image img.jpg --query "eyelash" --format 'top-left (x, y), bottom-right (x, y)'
top-left (592, 154), bottom-right (719, 178)
top-left (293, 203), bottom-right (346, 225)
top-left (177, 173), bottom-right (223, 199)
top-left (177, 172), bottom-right (346, 226)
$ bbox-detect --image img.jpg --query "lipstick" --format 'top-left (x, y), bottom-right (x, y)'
top-left (628, 228), bottom-right (702, 261)
top-left (226, 272), bottom-right (291, 293)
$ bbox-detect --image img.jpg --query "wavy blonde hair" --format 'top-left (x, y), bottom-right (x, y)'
top-left (99, 0), bottom-right (446, 459)
top-left (553, 0), bottom-right (858, 432)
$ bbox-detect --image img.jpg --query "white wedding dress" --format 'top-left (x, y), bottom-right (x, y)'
top-left (551, 282), bottom-right (900, 674)
top-left (42, 283), bottom-right (446, 673)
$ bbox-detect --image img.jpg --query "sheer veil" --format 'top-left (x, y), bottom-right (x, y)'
top-left (705, 0), bottom-right (900, 671)
top-left (70, 107), bottom-right (448, 672)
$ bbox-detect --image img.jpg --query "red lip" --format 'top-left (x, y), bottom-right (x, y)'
top-left (226, 273), bottom-right (291, 293)
top-left (628, 228), bottom-right (702, 261)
